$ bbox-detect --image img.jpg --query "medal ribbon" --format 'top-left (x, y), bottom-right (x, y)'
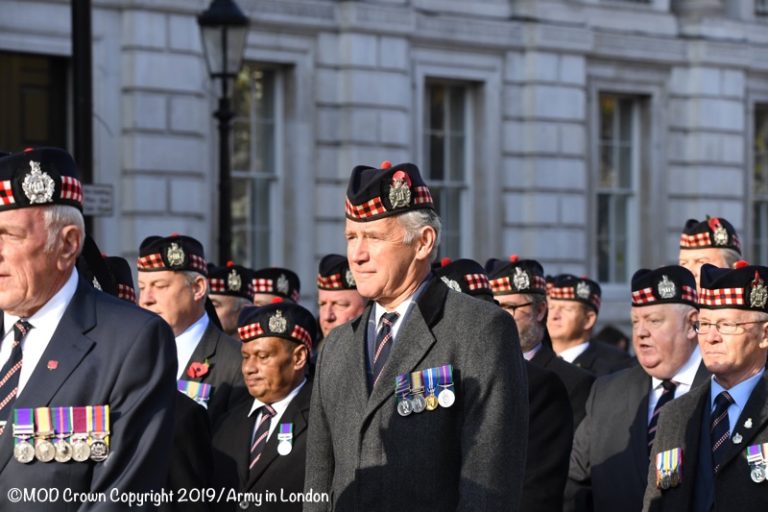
top-left (747, 444), bottom-right (764, 464)
top-left (177, 380), bottom-right (212, 402)
top-left (34, 407), bottom-right (53, 436)
top-left (395, 374), bottom-right (410, 398)
top-left (278, 423), bottom-right (293, 440)
top-left (423, 367), bottom-right (437, 395)
top-left (72, 406), bottom-right (88, 437)
top-left (410, 370), bottom-right (424, 393)
top-left (438, 365), bottom-right (454, 388)
top-left (93, 405), bottom-right (110, 447)
top-left (13, 408), bottom-right (34, 437)
top-left (53, 407), bottom-right (73, 437)
top-left (761, 443), bottom-right (768, 461)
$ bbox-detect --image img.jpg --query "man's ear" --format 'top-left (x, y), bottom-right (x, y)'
top-left (414, 226), bottom-right (437, 262)
top-left (191, 275), bottom-right (208, 301)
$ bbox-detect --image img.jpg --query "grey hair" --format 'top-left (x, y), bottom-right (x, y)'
top-left (182, 270), bottom-right (209, 299)
top-left (722, 248), bottom-right (742, 268)
top-left (43, 205), bottom-right (85, 254)
top-left (397, 209), bottom-right (442, 263)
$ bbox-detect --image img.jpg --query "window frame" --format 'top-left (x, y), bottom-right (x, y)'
top-left (750, 101), bottom-right (768, 262)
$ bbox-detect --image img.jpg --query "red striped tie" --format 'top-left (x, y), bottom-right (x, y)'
top-left (711, 391), bottom-right (734, 473)
top-left (0, 320), bottom-right (33, 434)
top-left (371, 312), bottom-right (400, 387)
top-left (249, 404), bottom-right (276, 472)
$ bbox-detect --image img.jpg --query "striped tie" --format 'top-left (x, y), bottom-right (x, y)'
top-left (249, 404), bottom-right (276, 472)
top-left (371, 312), bottom-right (400, 387)
top-left (0, 320), bottom-right (33, 433)
top-left (648, 380), bottom-right (677, 452)
top-left (711, 390), bottom-right (734, 473)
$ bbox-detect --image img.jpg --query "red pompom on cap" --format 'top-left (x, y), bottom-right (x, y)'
top-left (440, 257), bottom-right (452, 268)
top-left (734, 260), bottom-right (749, 269)
top-left (509, 254), bottom-right (519, 263)
top-left (271, 297), bottom-right (284, 304)
top-left (380, 160), bottom-right (393, 170)
top-left (227, 260), bottom-right (235, 268)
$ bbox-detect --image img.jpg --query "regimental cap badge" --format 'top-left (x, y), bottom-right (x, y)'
top-left (277, 274), bottom-right (290, 295)
top-left (345, 269), bottom-right (356, 287)
top-left (657, 275), bottom-right (676, 299)
top-left (709, 217), bottom-right (729, 246)
top-left (750, 271), bottom-right (767, 309)
top-left (388, 170), bottom-right (412, 209)
top-left (440, 276), bottom-right (462, 293)
top-left (227, 269), bottom-right (242, 292)
top-left (512, 267), bottom-right (530, 291)
top-left (268, 310), bottom-right (288, 333)
top-left (92, 277), bottom-right (102, 291)
top-left (166, 242), bottom-right (186, 268)
top-left (576, 281), bottom-right (591, 300)
top-left (22, 161), bottom-right (55, 204)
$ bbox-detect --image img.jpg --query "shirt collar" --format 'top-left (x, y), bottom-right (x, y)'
top-left (175, 312), bottom-right (209, 345)
top-left (248, 378), bottom-right (307, 417)
top-left (558, 341), bottom-right (590, 363)
top-left (711, 369), bottom-right (765, 410)
top-left (373, 273), bottom-right (432, 326)
top-left (4, 268), bottom-right (79, 335)
top-left (651, 346), bottom-right (702, 390)
top-left (523, 342), bottom-right (543, 361)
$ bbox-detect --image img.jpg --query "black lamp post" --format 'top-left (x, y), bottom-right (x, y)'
top-left (198, 0), bottom-right (249, 263)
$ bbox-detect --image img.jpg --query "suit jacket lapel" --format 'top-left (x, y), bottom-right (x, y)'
top-left (183, 322), bottom-right (218, 380)
top-left (572, 343), bottom-right (595, 370)
top-left (719, 372), bottom-right (768, 470)
top-left (627, 367), bottom-right (652, 484)
top-left (246, 382), bottom-right (311, 490)
top-left (692, 361), bottom-right (710, 388)
top-left (363, 279), bottom-right (446, 423)
top-left (530, 344), bottom-right (555, 368)
top-left (0, 279), bottom-right (96, 474)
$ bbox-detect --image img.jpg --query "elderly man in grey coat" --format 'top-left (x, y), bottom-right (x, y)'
top-left (304, 161), bottom-right (528, 512)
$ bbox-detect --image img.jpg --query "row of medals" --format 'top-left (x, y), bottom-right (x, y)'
top-left (15, 432), bottom-right (109, 464)
top-left (397, 385), bottom-right (455, 417)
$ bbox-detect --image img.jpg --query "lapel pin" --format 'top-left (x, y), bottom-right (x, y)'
top-left (733, 433), bottom-right (743, 444)
top-left (47, 360), bottom-right (58, 370)
top-left (745, 418), bottom-right (753, 429)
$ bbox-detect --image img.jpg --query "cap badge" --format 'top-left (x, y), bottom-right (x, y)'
top-left (576, 281), bottom-right (591, 300)
top-left (227, 269), bottom-right (242, 292)
top-left (277, 274), bottom-right (290, 295)
top-left (512, 267), bottom-right (530, 291)
top-left (92, 277), bottom-right (102, 291)
top-left (22, 161), bottom-right (55, 204)
top-left (389, 170), bottom-right (412, 209)
top-left (709, 218), bottom-right (729, 246)
top-left (268, 310), bottom-right (288, 333)
top-left (657, 275), bottom-right (676, 299)
top-left (166, 242), bottom-right (185, 268)
top-left (345, 269), bottom-right (356, 287)
top-left (440, 276), bottom-right (462, 293)
top-left (750, 271), bottom-right (767, 309)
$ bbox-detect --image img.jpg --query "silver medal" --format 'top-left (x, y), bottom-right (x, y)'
top-left (277, 440), bottom-right (292, 456)
top-left (410, 394), bottom-right (427, 414)
top-left (397, 399), bottom-right (413, 417)
top-left (438, 388), bottom-right (456, 408)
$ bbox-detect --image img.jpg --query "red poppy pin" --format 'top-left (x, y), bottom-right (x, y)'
top-left (47, 360), bottom-right (59, 371)
top-left (186, 361), bottom-right (209, 379)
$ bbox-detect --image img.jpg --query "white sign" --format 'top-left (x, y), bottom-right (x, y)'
top-left (83, 184), bottom-right (114, 217)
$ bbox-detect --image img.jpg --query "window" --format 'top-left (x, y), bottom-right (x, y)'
top-left (231, 64), bottom-right (282, 268)
top-left (423, 83), bottom-right (473, 257)
top-left (596, 94), bottom-right (643, 283)
top-left (753, 105), bottom-right (768, 262)
top-left (758, 0), bottom-right (768, 15)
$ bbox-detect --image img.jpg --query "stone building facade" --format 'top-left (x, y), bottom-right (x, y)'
top-left (2, 0), bottom-right (768, 328)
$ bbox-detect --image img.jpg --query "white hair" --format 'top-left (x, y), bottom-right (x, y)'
top-left (397, 209), bottom-right (442, 263)
top-left (43, 205), bottom-right (85, 254)
top-left (182, 270), bottom-right (209, 299)
top-left (721, 248), bottom-right (742, 268)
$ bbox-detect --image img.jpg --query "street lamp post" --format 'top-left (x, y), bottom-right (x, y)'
top-left (198, 0), bottom-right (249, 263)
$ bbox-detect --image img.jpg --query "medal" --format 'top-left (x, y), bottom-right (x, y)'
top-left (12, 409), bottom-right (35, 464)
top-left (397, 400), bottom-right (413, 417)
top-left (277, 423), bottom-right (293, 456)
top-left (34, 407), bottom-right (55, 462)
top-left (437, 365), bottom-right (456, 408)
top-left (422, 368), bottom-right (439, 411)
top-left (425, 395), bottom-right (439, 411)
top-left (395, 373), bottom-right (413, 417)
top-left (747, 444), bottom-right (768, 484)
top-left (751, 465), bottom-right (766, 483)
top-left (178, 380), bottom-right (212, 408)
top-left (71, 406), bottom-right (91, 462)
top-left (410, 394), bottom-right (427, 414)
top-left (656, 448), bottom-right (683, 489)
top-left (409, 370), bottom-right (426, 414)
top-left (89, 405), bottom-right (110, 462)
top-left (52, 406), bottom-right (73, 463)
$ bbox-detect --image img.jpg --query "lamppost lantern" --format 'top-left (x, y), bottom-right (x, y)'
top-left (198, 0), bottom-right (248, 262)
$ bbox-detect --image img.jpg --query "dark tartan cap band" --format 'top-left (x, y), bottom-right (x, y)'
top-left (679, 216), bottom-right (741, 254)
top-left (0, 147), bottom-right (84, 211)
top-left (138, 234), bottom-right (208, 275)
top-left (317, 254), bottom-right (357, 290)
top-left (208, 261), bottom-right (254, 300)
top-left (548, 274), bottom-right (602, 312)
top-left (345, 161), bottom-right (434, 222)
top-left (631, 265), bottom-right (698, 308)
top-left (699, 263), bottom-right (768, 312)
top-left (237, 302), bottom-right (317, 350)
top-left (434, 259), bottom-right (492, 298)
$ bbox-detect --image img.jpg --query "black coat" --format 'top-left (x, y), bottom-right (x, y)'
top-left (530, 344), bottom-right (595, 426)
top-left (522, 362), bottom-right (573, 512)
top-left (572, 341), bottom-right (635, 377)
top-left (212, 381), bottom-right (312, 512)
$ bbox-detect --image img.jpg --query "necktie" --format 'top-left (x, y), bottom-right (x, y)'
top-left (711, 390), bottom-right (734, 473)
top-left (0, 320), bottom-right (33, 428)
top-left (371, 312), bottom-right (400, 387)
top-left (648, 380), bottom-right (677, 452)
top-left (249, 404), bottom-right (276, 473)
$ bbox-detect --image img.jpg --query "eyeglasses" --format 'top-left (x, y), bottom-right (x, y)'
top-left (693, 320), bottom-right (767, 335)
top-left (502, 302), bottom-right (533, 315)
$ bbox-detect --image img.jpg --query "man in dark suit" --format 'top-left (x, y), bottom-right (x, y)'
top-left (568, 265), bottom-right (708, 512)
top-left (138, 234), bottom-right (249, 422)
top-left (0, 148), bottom-right (177, 509)
top-left (644, 263), bottom-right (768, 512)
top-left (304, 161), bottom-right (528, 511)
top-left (436, 258), bottom-right (573, 512)
top-left (486, 256), bottom-right (595, 426)
top-left (678, 216), bottom-right (742, 291)
top-left (547, 274), bottom-right (633, 376)
top-left (213, 301), bottom-right (315, 511)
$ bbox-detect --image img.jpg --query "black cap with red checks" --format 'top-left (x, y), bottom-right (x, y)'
top-left (0, 147), bottom-right (84, 211)
top-left (680, 216), bottom-right (741, 254)
top-left (345, 161), bottom-right (434, 222)
top-left (434, 258), bottom-right (493, 299)
top-left (251, 267), bottom-right (301, 302)
top-left (237, 302), bottom-right (317, 350)
top-left (699, 263), bottom-right (768, 312)
top-left (137, 234), bottom-right (208, 275)
top-left (631, 265), bottom-right (698, 309)
top-left (208, 261), bottom-right (254, 300)
top-left (486, 255), bottom-right (547, 296)
top-left (548, 274), bottom-right (602, 313)
top-left (317, 254), bottom-right (356, 291)
top-left (104, 256), bottom-right (137, 303)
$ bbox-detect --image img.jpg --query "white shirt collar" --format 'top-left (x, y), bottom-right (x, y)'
top-left (523, 342), bottom-right (543, 361)
top-left (558, 341), bottom-right (590, 364)
top-left (651, 346), bottom-right (702, 391)
top-left (175, 312), bottom-right (209, 380)
top-left (247, 378), bottom-right (307, 441)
